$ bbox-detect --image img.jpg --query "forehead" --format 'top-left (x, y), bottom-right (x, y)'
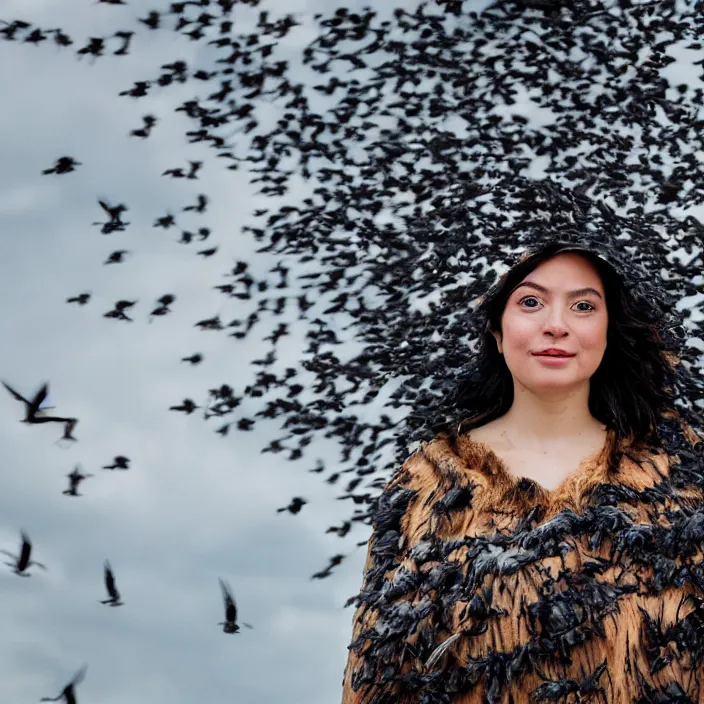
top-left (520, 253), bottom-right (603, 286)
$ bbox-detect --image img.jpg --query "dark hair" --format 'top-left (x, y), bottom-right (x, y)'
top-left (444, 240), bottom-right (682, 455)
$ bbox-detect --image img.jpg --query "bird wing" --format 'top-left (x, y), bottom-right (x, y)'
top-left (1, 381), bottom-right (28, 404)
top-left (71, 664), bottom-right (88, 687)
top-left (104, 562), bottom-right (118, 598)
top-left (219, 578), bottom-right (237, 621)
top-left (19, 534), bottom-right (31, 567)
top-left (32, 382), bottom-right (50, 409)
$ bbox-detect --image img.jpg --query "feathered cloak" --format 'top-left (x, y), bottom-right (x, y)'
top-left (342, 415), bottom-right (704, 704)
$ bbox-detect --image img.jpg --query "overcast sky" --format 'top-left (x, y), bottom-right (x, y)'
top-left (1, 1), bottom-right (702, 703)
top-left (0, 1), bottom-right (425, 702)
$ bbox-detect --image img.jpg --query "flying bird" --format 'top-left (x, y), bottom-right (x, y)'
top-left (218, 578), bottom-right (253, 634)
top-left (100, 560), bottom-right (123, 606)
top-left (66, 293), bottom-right (91, 305)
top-left (130, 114), bottom-right (157, 138)
top-left (311, 554), bottom-right (346, 580)
top-left (276, 497), bottom-right (307, 514)
top-left (181, 353), bottom-right (203, 365)
top-left (40, 664), bottom-right (87, 704)
top-left (2, 380), bottom-right (50, 422)
top-left (63, 465), bottom-right (93, 496)
top-left (169, 398), bottom-right (199, 414)
top-left (183, 193), bottom-right (208, 213)
top-left (42, 156), bottom-right (81, 175)
top-left (93, 199), bottom-right (129, 234)
top-left (0, 530), bottom-right (46, 576)
top-left (103, 249), bottom-right (130, 265)
top-left (2, 381), bottom-right (79, 440)
top-left (103, 455), bottom-right (130, 470)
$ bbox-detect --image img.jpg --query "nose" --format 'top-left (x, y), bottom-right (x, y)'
top-left (541, 308), bottom-right (570, 337)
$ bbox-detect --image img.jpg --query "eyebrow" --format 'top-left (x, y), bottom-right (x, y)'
top-left (512, 282), bottom-right (603, 300)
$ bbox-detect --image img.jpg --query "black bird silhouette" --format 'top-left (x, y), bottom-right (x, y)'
top-left (130, 114), bottom-right (157, 138)
top-left (103, 249), bottom-right (130, 265)
top-left (138, 11), bottom-right (160, 30)
top-left (1, 530), bottom-right (46, 576)
top-left (103, 455), bottom-right (130, 470)
top-left (181, 353), bottom-right (203, 365)
top-left (93, 199), bottom-right (129, 234)
top-left (42, 156), bottom-right (81, 175)
top-left (1, 381), bottom-right (74, 440)
top-left (149, 295), bottom-right (175, 321)
top-left (40, 664), bottom-right (87, 704)
top-left (2, 380), bottom-right (49, 422)
top-left (113, 30), bottom-right (133, 56)
top-left (183, 193), bottom-right (208, 213)
top-left (218, 578), bottom-right (253, 634)
top-left (311, 554), bottom-right (346, 580)
top-left (104, 299), bottom-right (137, 322)
top-left (76, 37), bottom-right (105, 61)
top-left (63, 465), bottom-right (93, 496)
top-left (66, 293), bottom-right (91, 305)
top-left (276, 497), bottom-right (307, 514)
top-left (187, 160), bottom-right (202, 179)
top-left (169, 398), bottom-right (199, 414)
top-left (100, 560), bottom-right (123, 606)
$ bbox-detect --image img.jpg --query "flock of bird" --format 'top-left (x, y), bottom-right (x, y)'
top-left (1, 381), bottom-right (253, 702)
top-left (2, 0), bottom-right (704, 600)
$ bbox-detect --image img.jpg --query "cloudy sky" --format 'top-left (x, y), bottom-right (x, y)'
top-left (0, 1), bottom-right (441, 701)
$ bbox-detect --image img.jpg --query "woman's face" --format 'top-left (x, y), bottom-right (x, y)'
top-left (491, 253), bottom-right (609, 395)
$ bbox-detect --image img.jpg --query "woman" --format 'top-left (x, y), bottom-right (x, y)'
top-left (341, 240), bottom-right (704, 704)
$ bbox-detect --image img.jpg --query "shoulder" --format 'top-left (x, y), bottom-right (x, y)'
top-left (387, 432), bottom-right (485, 494)
top-left (376, 433), bottom-right (499, 524)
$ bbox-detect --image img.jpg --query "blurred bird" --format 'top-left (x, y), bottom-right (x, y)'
top-left (276, 497), bottom-right (307, 514)
top-left (42, 156), bottom-right (81, 175)
top-left (63, 465), bottom-right (93, 496)
top-left (183, 193), bottom-right (208, 213)
top-left (100, 560), bottom-right (123, 606)
top-left (66, 292), bottom-right (91, 305)
top-left (130, 114), bottom-right (157, 138)
top-left (1, 380), bottom-right (75, 440)
top-left (218, 578), bottom-right (253, 633)
top-left (103, 455), bottom-right (130, 470)
top-left (40, 664), bottom-right (87, 704)
top-left (311, 554), bottom-right (346, 580)
top-left (104, 299), bottom-right (138, 322)
top-left (93, 199), bottom-right (129, 234)
top-left (0, 530), bottom-right (46, 576)
top-left (169, 398), bottom-right (199, 414)
top-left (2, 380), bottom-right (50, 422)
top-left (181, 353), bottom-right (203, 365)
top-left (103, 249), bottom-right (130, 265)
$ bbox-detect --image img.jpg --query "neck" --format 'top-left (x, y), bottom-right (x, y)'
top-left (500, 385), bottom-right (603, 451)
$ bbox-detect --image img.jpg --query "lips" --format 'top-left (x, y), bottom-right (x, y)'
top-left (532, 352), bottom-right (575, 357)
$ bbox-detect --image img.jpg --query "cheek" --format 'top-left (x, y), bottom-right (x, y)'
top-left (578, 318), bottom-right (609, 349)
top-left (501, 315), bottom-right (536, 349)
